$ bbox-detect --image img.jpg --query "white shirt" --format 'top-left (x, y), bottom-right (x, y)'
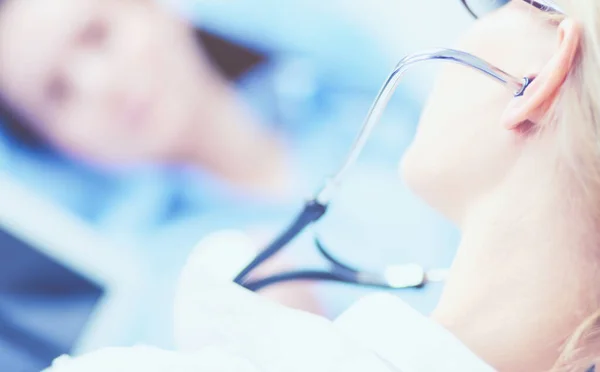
top-left (45, 230), bottom-right (494, 372)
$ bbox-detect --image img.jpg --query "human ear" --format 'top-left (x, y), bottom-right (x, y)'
top-left (501, 18), bottom-right (582, 131)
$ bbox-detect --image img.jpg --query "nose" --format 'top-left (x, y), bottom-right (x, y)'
top-left (68, 52), bottom-right (115, 103)
top-left (68, 51), bottom-right (147, 126)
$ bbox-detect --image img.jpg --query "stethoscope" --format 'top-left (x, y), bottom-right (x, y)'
top-left (234, 48), bottom-right (532, 292)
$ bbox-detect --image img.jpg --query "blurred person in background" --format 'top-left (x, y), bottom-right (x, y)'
top-left (0, 0), bottom-right (291, 197)
top-left (0, 0), bottom-right (458, 349)
top-left (0, 0), bottom-right (326, 343)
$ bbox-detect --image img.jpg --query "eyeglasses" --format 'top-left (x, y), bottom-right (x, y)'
top-left (233, 0), bottom-right (564, 292)
top-left (461, 0), bottom-right (563, 19)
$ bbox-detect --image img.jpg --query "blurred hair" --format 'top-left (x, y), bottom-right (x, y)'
top-left (0, 0), bottom-right (45, 148)
top-left (544, 0), bottom-right (600, 371)
top-left (0, 95), bottom-right (46, 149)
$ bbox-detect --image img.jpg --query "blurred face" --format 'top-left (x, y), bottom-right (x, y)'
top-left (0, 0), bottom-right (209, 168)
top-left (401, 1), bottom-right (558, 223)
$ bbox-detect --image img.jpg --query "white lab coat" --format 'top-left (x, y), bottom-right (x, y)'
top-left (45, 231), bottom-right (494, 372)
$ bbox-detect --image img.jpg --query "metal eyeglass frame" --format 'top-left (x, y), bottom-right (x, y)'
top-left (461, 0), bottom-right (563, 19)
top-left (233, 0), bottom-right (563, 292)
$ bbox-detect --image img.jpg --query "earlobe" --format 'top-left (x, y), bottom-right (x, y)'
top-left (501, 18), bottom-right (582, 131)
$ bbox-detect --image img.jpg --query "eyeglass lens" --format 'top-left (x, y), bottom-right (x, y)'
top-left (462, 0), bottom-right (511, 18)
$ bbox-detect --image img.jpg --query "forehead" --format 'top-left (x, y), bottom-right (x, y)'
top-left (0, 0), bottom-right (102, 98)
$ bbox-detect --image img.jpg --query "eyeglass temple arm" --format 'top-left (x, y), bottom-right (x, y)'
top-left (315, 48), bottom-right (530, 204)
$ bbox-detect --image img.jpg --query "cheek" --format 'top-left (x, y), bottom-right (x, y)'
top-left (113, 10), bottom-right (196, 130)
top-left (400, 63), bottom-right (517, 221)
top-left (49, 114), bottom-right (179, 168)
top-left (41, 113), bottom-right (130, 166)
top-left (45, 119), bottom-right (106, 161)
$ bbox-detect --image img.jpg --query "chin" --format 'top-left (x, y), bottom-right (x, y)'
top-left (399, 143), bottom-right (428, 195)
top-left (399, 145), bottom-right (457, 222)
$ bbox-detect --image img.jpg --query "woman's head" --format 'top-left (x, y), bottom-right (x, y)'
top-left (0, 0), bottom-right (221, 168)
top-left (402, 0), bottom-right (600, 369)
top-left (401, 0), bottom-right (597, 225)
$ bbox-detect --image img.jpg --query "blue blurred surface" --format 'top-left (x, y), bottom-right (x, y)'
top-left (0, 0), bottom-right (459, 351)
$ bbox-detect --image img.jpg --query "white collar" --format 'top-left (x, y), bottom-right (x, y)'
top-left (178, 229), bottom-right (495, 372)
top-left (334, 293), bottom-right (495, 372)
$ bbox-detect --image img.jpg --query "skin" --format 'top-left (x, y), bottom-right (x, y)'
top-left (401, 2), bottom-right (596, 371)
top-left (0, 0), bottom-right (289, 194)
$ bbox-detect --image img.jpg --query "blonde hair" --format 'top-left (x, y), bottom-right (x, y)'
top-left (546, 0), bottom-right (600, 370)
